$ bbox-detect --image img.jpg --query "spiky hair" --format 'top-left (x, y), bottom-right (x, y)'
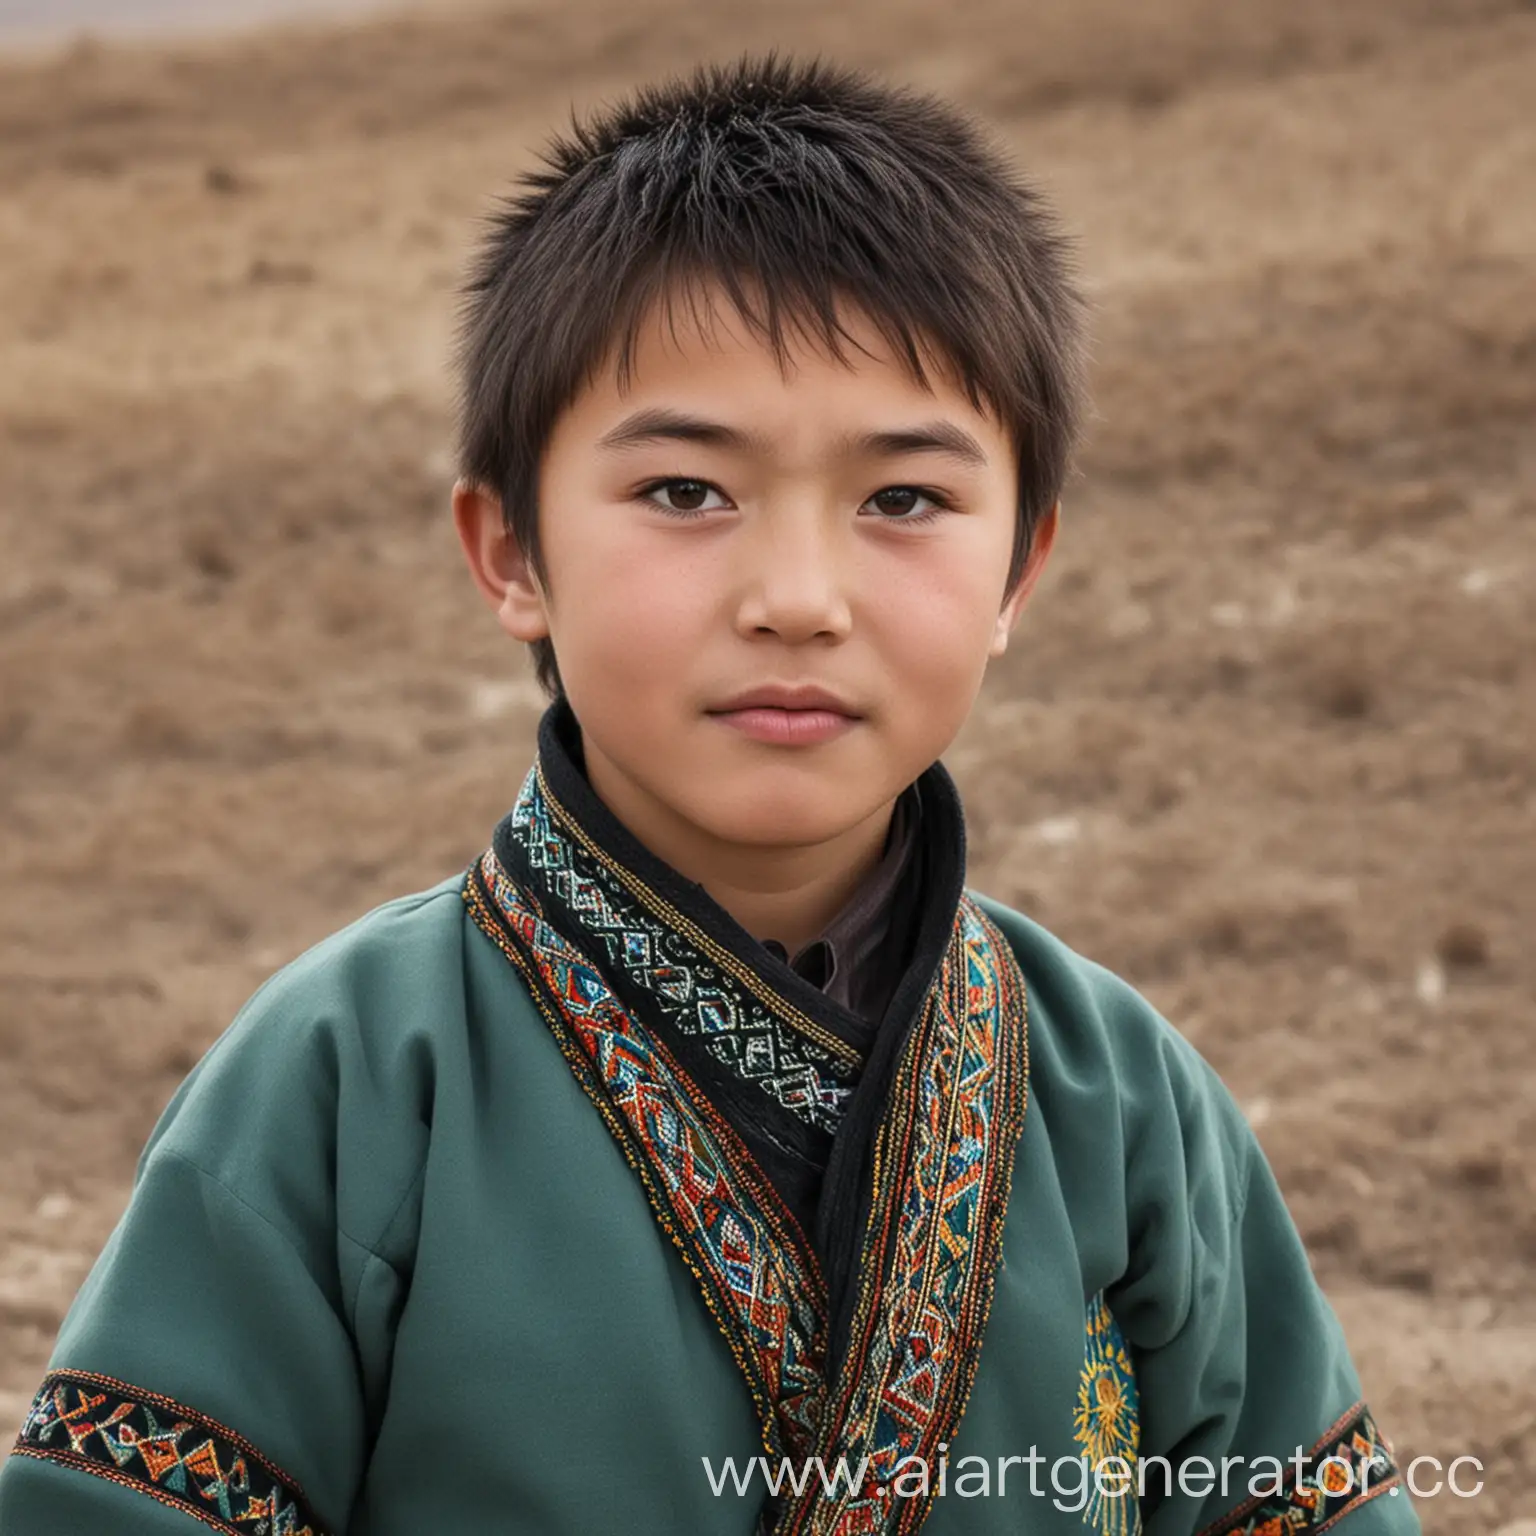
top-left (456, 54), bottom-right (1087, 697)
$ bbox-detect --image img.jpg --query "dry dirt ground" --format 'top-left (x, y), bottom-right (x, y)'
top-left (1, 0), bottom-right (1533, 1528)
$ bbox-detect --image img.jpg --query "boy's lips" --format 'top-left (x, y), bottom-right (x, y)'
top-left (705, 684), bottom-right (863, 746)
top-left (707, 683), bottom-right (861, 716)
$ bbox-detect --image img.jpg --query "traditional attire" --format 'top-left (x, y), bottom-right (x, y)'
top-left (0, 703), bottom-right (1416, 1536)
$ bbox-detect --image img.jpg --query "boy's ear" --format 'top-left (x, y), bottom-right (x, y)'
top-left (452, 479), bottom-right (551, 643)
top-left (990, 502), bottom-right (1060, 657)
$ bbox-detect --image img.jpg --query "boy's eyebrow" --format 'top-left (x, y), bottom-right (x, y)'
top-left (596, 408), bottom-right (764, 455)
top-left (596, 408), bottom-right (991, 467)
top-left (841, 422), bottom-right (990, 468)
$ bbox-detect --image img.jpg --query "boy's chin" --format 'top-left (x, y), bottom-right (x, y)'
top-left (677, 780), bottom-right (892, 850)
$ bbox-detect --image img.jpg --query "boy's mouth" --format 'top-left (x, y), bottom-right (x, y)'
top-left (705, 684), bottom-right (862, 747)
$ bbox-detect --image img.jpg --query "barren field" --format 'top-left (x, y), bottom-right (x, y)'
top-left (0, 0), bottom-right (1532, 1528)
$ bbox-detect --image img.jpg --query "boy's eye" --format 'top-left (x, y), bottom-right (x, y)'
top-left (642, 478), bottom-right (729, 515)
top-left (863, 486), bottom-right (948, 521)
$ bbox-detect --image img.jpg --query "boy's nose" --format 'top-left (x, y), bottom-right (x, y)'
top-left (732, 505), bottom-right (854, 645)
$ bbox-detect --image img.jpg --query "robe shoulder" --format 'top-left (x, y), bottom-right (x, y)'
top-left (973, 890), bottom-right (1253, 1216)
top-left (138, 874), bottom-right (474, 1268)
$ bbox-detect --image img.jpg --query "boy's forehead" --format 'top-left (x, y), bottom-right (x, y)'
top-left (629, 280), bottom-right (915, 376)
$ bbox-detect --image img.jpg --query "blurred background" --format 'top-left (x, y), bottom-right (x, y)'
top-left (0, 0), bottom-right (1531, 1527)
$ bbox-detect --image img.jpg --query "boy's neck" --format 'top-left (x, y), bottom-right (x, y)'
top-left (581, 735), bottom-right (896, 957)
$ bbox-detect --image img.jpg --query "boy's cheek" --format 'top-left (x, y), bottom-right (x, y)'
top-left (867, 582), bottom-right (1008, 687)
top-left (553, 596), bottom-right (717, 720)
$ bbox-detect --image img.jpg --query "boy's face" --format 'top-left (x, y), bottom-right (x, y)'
top-left (457, 287), bottom-right (1053, 857)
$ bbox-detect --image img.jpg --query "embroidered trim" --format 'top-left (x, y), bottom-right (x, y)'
top-left (517, 764), bottom-right (858, 1132)
top-left (537, 760), bottom-right (865, 1071)
top-left (787, 899), bottom-right (1029, 1536)
top-left (465, 838), bottom-right (1031, 1536)
top-left (1075, 1294), bottom-right (1142, 1536)
top-left (1196, 1401), bottom-right (1403, 1536)
top-left (13, 1370), bottom-right (330, 1536)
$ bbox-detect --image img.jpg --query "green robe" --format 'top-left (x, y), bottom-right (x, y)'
top-left (0, 737), bottom-right (1417, 1536)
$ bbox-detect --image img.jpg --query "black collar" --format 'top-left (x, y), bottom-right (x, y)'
top-left (518, 696), bottom-right (967, 1064)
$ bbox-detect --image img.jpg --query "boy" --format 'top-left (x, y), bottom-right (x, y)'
top-left (0, 56), bottom-right (1415, 1536)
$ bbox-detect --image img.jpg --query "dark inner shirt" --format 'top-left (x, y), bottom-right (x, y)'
top-left (758, 785), bottom-right (923, 1041)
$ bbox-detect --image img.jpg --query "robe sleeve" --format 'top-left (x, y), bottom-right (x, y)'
top-left (0, 895), bottom-right (440, 1536)
top-left (1118, 1039), bottom-right (1420, 1536)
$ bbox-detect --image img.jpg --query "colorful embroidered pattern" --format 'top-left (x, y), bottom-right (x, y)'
top-left (514, 764), bottom-right (858, 1132)
top-left (466, 796), bottom-right (1030, 1536)
top-left (13, 1370), bottom-right (329, 1536)
top-left (1074, 1294), bottom-right (1142, 1536)
top-left (1197, 1402), bottom-right (1402, 1536)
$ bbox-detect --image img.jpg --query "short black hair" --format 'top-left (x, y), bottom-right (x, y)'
top-left (456, 53), bottom-right (1087, 698)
